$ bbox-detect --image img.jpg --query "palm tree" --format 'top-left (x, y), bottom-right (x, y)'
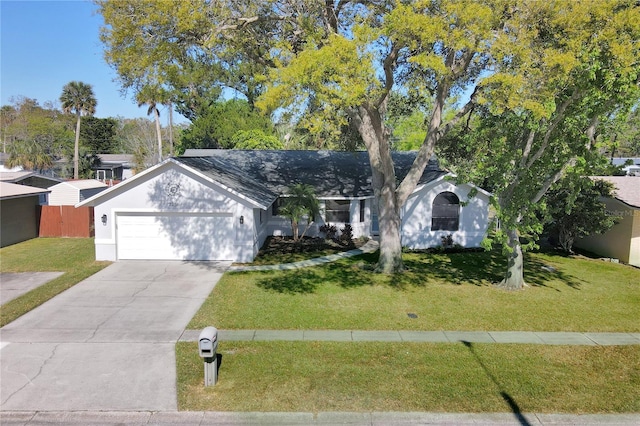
top-left (6, 138), bottom-right (54, 173)
top-left (280, 184), bottom-right (321, 241)
top-left (136, 85), bottom-right (167, 164)
top-left (60, 81), bottom-right (97, 179)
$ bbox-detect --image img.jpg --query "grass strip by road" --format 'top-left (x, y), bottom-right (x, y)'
top-left (0, 238), bottom-right (110, 326)
top-left (177, 341), bottom-right (640, 413)
top-left (189, 250), bottom-right (640, 332)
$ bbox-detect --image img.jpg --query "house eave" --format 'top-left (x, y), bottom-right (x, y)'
top-left (76, 158), bottom-right (271, 209)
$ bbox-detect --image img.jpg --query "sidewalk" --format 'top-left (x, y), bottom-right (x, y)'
top-left (2, 410), bottom-right (639, 425)
top-left (180, 329), bottom-right (640, 346)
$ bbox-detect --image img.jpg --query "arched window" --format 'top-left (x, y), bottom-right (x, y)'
top-left (432, 192), bottom-right (460, 231)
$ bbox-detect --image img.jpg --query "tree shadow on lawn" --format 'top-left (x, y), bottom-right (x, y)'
top-left (255, 256), bottom-right (375, 294)
top-left (255, 250), bottom-right (583, 294)
top-left (399, 249), bottom-right (582, 290)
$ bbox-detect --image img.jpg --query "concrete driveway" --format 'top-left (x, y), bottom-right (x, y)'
top-left (0, 261), bottom-right (229, 411)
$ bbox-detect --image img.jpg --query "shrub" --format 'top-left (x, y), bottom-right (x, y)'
top-left (340, 224), bottom-right (354, 247)
top-left (319, 224), bottom-right (338, 240)
top-left (441, 234), bottom-right (454, 248)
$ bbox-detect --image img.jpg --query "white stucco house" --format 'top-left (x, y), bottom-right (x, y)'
top-left (77, 150), bottom-right (491, 262)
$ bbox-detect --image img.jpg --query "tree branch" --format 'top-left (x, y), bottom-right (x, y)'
top-left (519, 127), bottom-right (536, 169)
top-left (526, 90), bottom-right (581, 169)
top-left (375, 43), bottom-right (400, 110)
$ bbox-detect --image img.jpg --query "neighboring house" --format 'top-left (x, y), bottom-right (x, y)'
top-left (48, 180), bottom-right (108, 206)
top-left (0, 182), bottom-right (50, 247)
top-left (611, 157), bottom-right (640, 176)
top-left (575, 176), bottom-right (640, 267)
top-left (93, 154), bottom-right (135, 182)
top-left (0, 171), bottom-right (62, 195)
top-left (78, 150), bottom-right (491, 263)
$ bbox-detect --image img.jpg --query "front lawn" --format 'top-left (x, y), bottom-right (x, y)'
top-left (183, 248), bottom-right (639, 412)
top-left (0, 238), bottom-right (110, 326)
top-left (189, 250), bottom-right (640, 332)
top-left (177, 341), bottom-right (640, 412)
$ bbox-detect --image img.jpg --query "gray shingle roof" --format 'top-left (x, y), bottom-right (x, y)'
top-left (177, 156), bottom-right (279, 208)
top-left (176, 150), bottom-right (448, 201)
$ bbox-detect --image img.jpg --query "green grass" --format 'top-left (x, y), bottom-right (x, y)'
top-left (189, 250), bottom-right (640, 332)
top-left (177, 341), bottom-right (640, 413)
top-left (0, 238), bottom-right (110, 326)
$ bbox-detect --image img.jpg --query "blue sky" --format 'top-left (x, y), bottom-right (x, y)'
top-left (1, 0), bottom-right (187, 124)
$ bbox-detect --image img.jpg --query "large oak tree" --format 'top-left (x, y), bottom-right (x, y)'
top-left (98, 0), bottom-right (639, 277)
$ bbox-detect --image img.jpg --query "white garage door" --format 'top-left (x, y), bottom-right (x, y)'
top-left (116, 213), bottom-right (234, 260)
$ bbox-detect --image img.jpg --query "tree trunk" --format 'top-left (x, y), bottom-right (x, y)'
top-left (351, 105), bottom-right (405, 273)
top-left (376, 193), bottom-right (404, 273)
top-left (498, 228), bottom-right (526, 290)
top-left (291, 218), bottom-right (299, 241)
top-left (154, 108), bottom-right (163, 163)
top-left (168, 103), bottom-right (174, 157)
top-left (74, 114), bottom-right (81, 180)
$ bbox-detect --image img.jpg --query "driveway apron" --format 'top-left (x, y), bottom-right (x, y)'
top-left (0, 261), bottom-right (229, 412)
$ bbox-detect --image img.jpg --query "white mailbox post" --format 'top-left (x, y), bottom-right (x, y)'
top-left (198, 326), bottom-right (219, 386)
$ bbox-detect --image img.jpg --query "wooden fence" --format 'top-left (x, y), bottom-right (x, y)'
top-left (39, 206), bottom-right (95, 238)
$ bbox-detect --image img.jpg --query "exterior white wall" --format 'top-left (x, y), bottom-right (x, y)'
top-left (264, 198), bottom-right (371, 241)
top-left (48, 183), bottom-right (106, 205)
top-left (92, 163), bottom-right (255, 262)
top-left (576, 198), bottom-right (639, 267)
top-left (48, 183), bottom-right (80, 206)
top-left (401, 180), bottom-right (490, 249)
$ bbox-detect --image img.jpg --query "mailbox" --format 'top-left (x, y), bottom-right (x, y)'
top-left (198, 326), bottom-right (218, 358)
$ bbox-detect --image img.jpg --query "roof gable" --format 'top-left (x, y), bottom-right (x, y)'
top-left (76, 158), bottom-right (275, 209)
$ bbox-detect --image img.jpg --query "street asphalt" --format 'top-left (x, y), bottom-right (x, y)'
top-left (1, 255), bottom-right (639, 425)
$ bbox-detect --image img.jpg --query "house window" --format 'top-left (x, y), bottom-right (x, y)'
top-left (272, 198), bottom-right (284, 216)
top-left (359, 199), bottom-right (365, 222)
top-left (432, 192), bottom-right (460, 231)
top-left (326, 200), bottom-right (351, 223)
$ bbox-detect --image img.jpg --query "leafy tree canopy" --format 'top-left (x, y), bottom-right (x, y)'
top-left (232, 129), bottom-right (283, 150)
top-left (543, 175), bottom-right (618, 254)
top-left (176, 99), bottom-right (276, 153)
top-left (79, 116), bottom-right (118, 154)
top-left (1, 97), bottom-right (74, 173)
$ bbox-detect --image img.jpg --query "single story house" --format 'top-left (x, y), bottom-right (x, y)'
top-left (78, 150), bottom-right (491, 262)
top-left (575, 176), bottom-right (640, 267)
top-left (0, 171), bottom-right (62, 196)
top-left (0, 182), bottom-right (50, 247)
top-left (48, 180), bottom-right (108, 206)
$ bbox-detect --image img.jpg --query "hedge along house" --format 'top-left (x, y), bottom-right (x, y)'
top-left (77, 150), bottom-right (491, 262)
